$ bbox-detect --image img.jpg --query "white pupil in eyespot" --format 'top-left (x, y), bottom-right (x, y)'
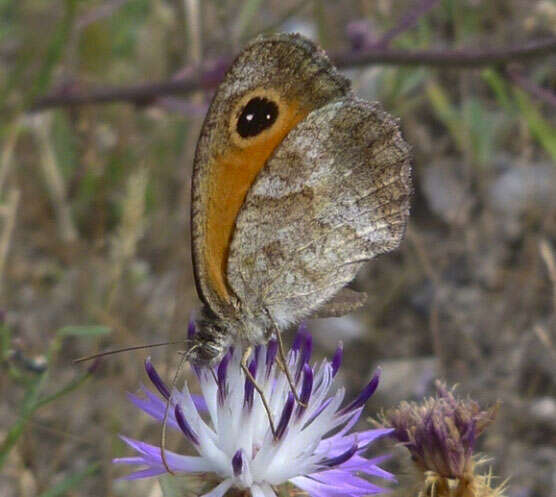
top-left (245, 113), bottom-right (271, 122)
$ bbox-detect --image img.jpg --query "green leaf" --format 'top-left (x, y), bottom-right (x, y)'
top-left (398, 68), bottom-right (427, 97)
top-left (0, 322), bottom-right (10, 362)
top-left (37, 462), bottom-right (100, 497)
top-left (0, 354), bottom-right (94, 470)
top-left (34, 368), bottom-right (94, 410)
top-left (462, 97), bottom-right (497, 166)
top-left (426, 81), bottom-right (469, 156)
top-left (515, 89), bottom-right (556, 162)
top-left (28, 0), bottom-right (78, 102)
top-left (52, 111), bottom-right (79, 179)
top-left (0, 370), bottom-right (48, 468)
top-left (482, 69), bottom-right (513, 112)
top-left (57, 325), bottom-right (112, 337)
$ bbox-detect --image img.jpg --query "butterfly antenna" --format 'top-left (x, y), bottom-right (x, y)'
top-left (160, 344), bottom-right (200, 475)
top-left (73, 341), bottom-right (187, 364)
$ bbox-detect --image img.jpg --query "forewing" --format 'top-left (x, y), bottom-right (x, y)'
top-left (190, 33), bottom-right (349, 319)
top-left (227, 97), bottom-right (411, 325)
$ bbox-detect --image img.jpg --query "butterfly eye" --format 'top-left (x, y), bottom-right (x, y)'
top-left (236, 97), bottom-right (279, 138)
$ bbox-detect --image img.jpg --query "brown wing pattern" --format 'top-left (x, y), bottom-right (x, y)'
top-left (227, 98), bottom-right (411, 327)
top-left (190, 33), bottom-right (349, 319)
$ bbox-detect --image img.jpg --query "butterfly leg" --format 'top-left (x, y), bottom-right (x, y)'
top-left (241, 346), bottom-right (277, 438)
top-left (160, 397), bottom-right (174, 475)
top-left (274, 326), bottom-right (307, 407)
top-left (161, 398), bottom-right (174, 475)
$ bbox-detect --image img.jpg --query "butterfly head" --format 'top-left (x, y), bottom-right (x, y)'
top-left (189, 308), bottom-right (274, 365)
top-left (187, 315), bottom-right (232, 365)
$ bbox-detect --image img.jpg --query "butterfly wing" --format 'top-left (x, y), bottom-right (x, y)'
top-left (190, 33), bottom-right (350, 320)
top-left (227, 97), bottom-right (411, 328)
top-left (309, 287), bottom-right (368, 319)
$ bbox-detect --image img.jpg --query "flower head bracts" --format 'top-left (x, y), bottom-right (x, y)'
top-left (380, 381), bottom-right (503, 497)
top-left (383, 381), bottom-right (499, 479)
top-left (114, 325), bottom-right (393, 497)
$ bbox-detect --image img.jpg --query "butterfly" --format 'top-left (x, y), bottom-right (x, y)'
top-left (188, 32), bottom-right (411, 365)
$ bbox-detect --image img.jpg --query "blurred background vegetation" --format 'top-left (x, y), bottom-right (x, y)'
top-left (0, 1), bottom-right (555, 496)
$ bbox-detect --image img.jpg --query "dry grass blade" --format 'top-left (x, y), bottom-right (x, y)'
top-left (539, 238), bottom-right (556, 311)
top-left (0, 119), bottom-right (23, 197)
top-left (0, 189), bottom-right (20, 292)
top-left (32, 115), bottom-right (77, 243)
top-left (107, 167), bottom-right (148, 309)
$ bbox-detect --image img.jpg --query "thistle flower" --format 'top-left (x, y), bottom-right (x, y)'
top-left (381, 381), bottom-right (502, 497)
top-left (114, 325), bottom-right (394, 497)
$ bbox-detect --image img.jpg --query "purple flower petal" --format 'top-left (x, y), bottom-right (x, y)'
top-left (217, 351), bottom-right (231, 404)
top-left (331, 343), bottom-right (343, 377)
top-left (266, 340), bottom-right (278, 374)
top-left (118, 436), bottom-right (213, 473)
top-left (244, 357), bottom-right (257, 409)
top-left (335, 454), bottom-right (395, 481)
top-left (175, 404), bottom-right (199, 445)
top-left (320, 442), bottom-right (357, 467)
top-left (188, 319), bottom-right (197, 340)
top-left (113, 457), bottom-right (146, 465)
top-left (355, 428), bottom-right (394, 449)
top-left (305, 398), bottom-right (333, 426)
top-left (296, 364), bottom-right (314, 419)
top-left (324, 428), bottom-right (394, 456)
top-left (276, 392), bottom-right (295, 439)
top-left (145, 357), bottom-right (170, 399)
top-left (254, 345), bottom-right (263, 363)
top-left (340, 368), bottom-right (380, 414)
top-left (291, 475), bottom-right (362, 497)
top-left (308, 470), bottom-right (386, 495)
top-left (126, 391), bottom-right (178, 430)
top-left (296, 332), bottom-right (313, 381)
top-left (461, 419), bottom-right (476, 454)
top-left (232, 449), bottom-right (243, 476)
top-left (118, 467), bottom-right (167, 480)
top-left (322, 408), bottom-right (363, 445)
top-left (291, 324), bottom-right (306, 352)
top-left (191, 394), bottom-right (208, 412)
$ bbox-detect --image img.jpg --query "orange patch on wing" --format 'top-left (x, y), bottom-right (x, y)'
top-left (204, 101), bottom-right (308, 301)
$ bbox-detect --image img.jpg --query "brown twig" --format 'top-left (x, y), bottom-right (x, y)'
top-left (30, 58), bottom-right (229, 111)
top-left (334, 37), bottom-right (556, 69)
top-left (29, 37), bottom-right (556, 111)
top-left (506, 65), bottom-right (556, 109)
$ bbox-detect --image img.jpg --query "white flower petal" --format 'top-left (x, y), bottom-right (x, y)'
top-left (118, 330), bottom-right (390, 497)
top-left (250, 484), bottom-right (266, 497)
top-left (200, 479), bottom-right (233, 497)
top-left (260, 482), bottom-right (278, 497)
